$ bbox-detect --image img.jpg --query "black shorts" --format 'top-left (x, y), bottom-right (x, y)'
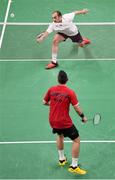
top-left (57, 31), bottom-right (83, 43)
top-left (52, 124), bottom-right (79, 140)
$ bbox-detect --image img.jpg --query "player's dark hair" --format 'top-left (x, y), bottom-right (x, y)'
top-left (58, 70), bottom-right (68, 84)
top-left (53, 10), bottom-right (62, 17)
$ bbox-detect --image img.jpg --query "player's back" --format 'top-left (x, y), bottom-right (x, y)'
top-left (49, 85), bottom-right (74, 129)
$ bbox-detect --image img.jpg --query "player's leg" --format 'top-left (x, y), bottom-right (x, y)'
top-left (68, 136), bottom-right (87, 174)
top-left (70, 31), bottom-right (90, 47)
top-left (56, 134), bottom-right (67, 166)
top-left (79, 37), bottom-right (91, 47)
top-left (72, 136), bottom-right (80, 160)
top-left (67, 125), bottom-right (87, 174)
top-left (70, 137), bottom-right (80, 169)
top-left (78, 31), bottom-right (91, 47)
top-left (45, 34), bottom-right (65, 69)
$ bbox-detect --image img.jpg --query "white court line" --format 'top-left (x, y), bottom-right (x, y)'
top-left (0, 22), bottom-right (115, 26)
top-left (0, 179), bottom-right (111, 180)
top-left (0, 58), bottom-right (115, 61)
top-left (0, 140), bottom-right (115, 145)
top-left (0, 0), bottom-right (12, 49)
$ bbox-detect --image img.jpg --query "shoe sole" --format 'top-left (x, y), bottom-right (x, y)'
top-left (79, 42), bottom-right (91, 47)
top-left (45, 65), bottom-right (58, 70)
top-left (59, 161), bottom-right (68, 166)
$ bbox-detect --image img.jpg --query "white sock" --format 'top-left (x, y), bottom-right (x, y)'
top-left (58, 150), bottom-right (65, 160)
top-left (71, 158), bottom-right (78, 167)
top-left (52, 53), bottom-right (57, 63)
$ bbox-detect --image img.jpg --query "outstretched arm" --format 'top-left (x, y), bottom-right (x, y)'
top-left (74, 9), bottom-right (89, 15)
top-left (36, 31), bottom-right (49, 43)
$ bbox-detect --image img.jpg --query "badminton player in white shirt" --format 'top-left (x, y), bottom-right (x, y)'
top-left (37, 9), bottom-right (90, 69)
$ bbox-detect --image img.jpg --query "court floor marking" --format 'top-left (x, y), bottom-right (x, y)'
top-left (0, 59), bottom-right (115, 61)
top-left (0, 22), bottom-right (115, 26)
top-left (0, 0), bottom-right (11, 49)
top-left (0, 140), bottom-right (115, 145)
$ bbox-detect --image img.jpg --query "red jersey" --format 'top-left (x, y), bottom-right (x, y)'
top-left (44, 85), bottom-right (79, 129)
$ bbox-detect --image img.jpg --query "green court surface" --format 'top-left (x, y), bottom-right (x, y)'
top-left (0, 143), bottom-right (115, 179)
top-left (0, 0), bottom-right (115, 179)
top-left (0, 0), bottom-right (8, 22)
top-left (6, 0), bottom-right (115, 22)
top-left (0, 61), bottom-right (115, 179)
top-left (0, 25), bottom-right (115, 59)
top-left (0, 0), bottom-right (115, 59)
top-left (0, 25), bottom-right (2, 36)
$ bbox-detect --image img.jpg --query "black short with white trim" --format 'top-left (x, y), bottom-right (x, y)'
top-left (52, 124), bottom-right (79, 140)
top-left (57, 31), bottom-right (83, 43)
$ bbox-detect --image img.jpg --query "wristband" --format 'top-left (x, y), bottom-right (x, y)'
top-left (80, 113), bottom-right (85, 118)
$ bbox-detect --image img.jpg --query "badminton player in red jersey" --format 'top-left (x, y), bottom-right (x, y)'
top-left (43, 70), bottom-right (87, 174)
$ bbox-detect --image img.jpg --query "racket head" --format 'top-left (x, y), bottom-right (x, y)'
top-left (93, 113), bottom-right (101, 125)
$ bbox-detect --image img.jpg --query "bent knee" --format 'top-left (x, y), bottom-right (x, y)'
top-left (53, 38), bottom-right (60, 45)
top-left (74, 136), bottom-right (80, 143)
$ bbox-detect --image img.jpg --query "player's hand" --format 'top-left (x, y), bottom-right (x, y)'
top-left (82, 9), bottom-right (89, 14)
top-left (36, 33), bottom-right (45, 43)
top-left (36, 36), bottom-right (44, 43)
top-left (82, 116), bottom-right (87, 123)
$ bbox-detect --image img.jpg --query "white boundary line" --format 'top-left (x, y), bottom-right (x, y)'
top-left (0, 58), bottom-right (115, 61)
top-left (0, 22), bottom-right (115, 26)
top-left (0, 140), bottom-right (115, 145)
top-left (0, 179), bottom-right (113, 180)
top-left (0, 0), bottom-right (12, 49)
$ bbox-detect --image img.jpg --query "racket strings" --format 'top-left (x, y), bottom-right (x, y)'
top-left (93, 114), bottom-right (101, 125)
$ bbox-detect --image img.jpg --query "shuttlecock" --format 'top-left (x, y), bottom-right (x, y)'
top-left (10, 13), bottom-right (15, 17)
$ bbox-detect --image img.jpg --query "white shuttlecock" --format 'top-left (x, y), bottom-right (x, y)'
top-left (10, 13), bottom-right (15, 17)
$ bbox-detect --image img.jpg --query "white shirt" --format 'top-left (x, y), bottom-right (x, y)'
top-left (46, 12), bottom-right (78, 36)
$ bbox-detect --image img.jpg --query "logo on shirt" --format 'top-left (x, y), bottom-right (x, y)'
top-left (55, 24), bottom-right (63, 27)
